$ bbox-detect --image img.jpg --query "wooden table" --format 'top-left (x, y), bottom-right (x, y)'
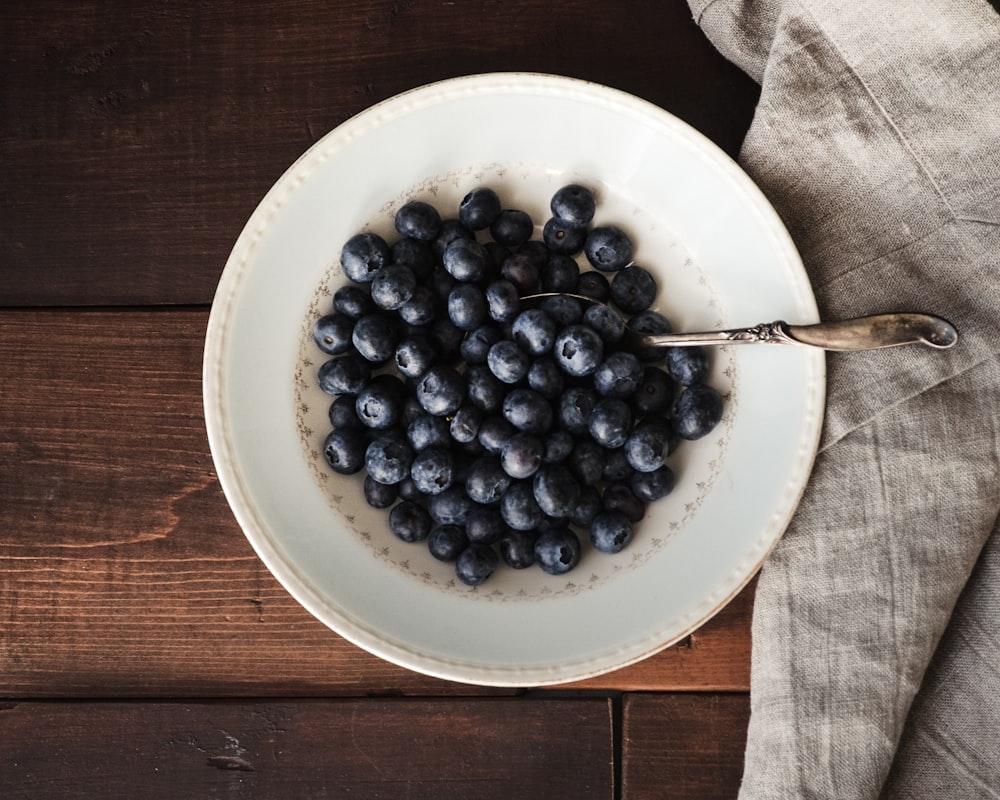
top-left (1, 2), bottom-right (760, 796)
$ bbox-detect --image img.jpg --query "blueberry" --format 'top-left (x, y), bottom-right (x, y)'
top-left (527, 357), bottom-right (565, 399)
top-left (624, 420), bottom-right (671, 472)
top-left (478, 415), bottom-right (516, 454)
top-left (465, 456), bottom-right (511, 505)
top-left (490, 209), bottom-right (534, 247)
top-left (500, 251), bottom-right (542, 294)
top-left (333, 284), bottom-right (376, 319)
top-left (672, 384), bottom-right (724, 440)
top-left (466, 364), bottom-right (506, 413)
top-left (431, 218), bottom-right (475, 259)
top-left (582, 303), bottom-right (625, 344)
top-left (460, 324), bottom-right (504, 366)
top-left (341, 232), bottom-right (391, 283)
top-left (394, 335), bottom-right (436, 380)
top-left (487, 340), bottom-right (531, 385)
top-left (364, 475), bottom-right (399, 509)
top-left (328, 394), bottom-right (362, 430)
top-left (395, 200), bottom-right (442, 241)
top-left (410, 446), bottom-right (455, 495)
top-left (569, 486), bottom-right (603, 528)
top-left (593, 351), bottom-right (644, 398)
top-left (589, 511), bottom-right (634, 554)
top-left (407, 413), bottom-right (452, 451)
top-left (458, 187), bottom-right (503, 231)
top-left (443, 238), bottom-right (490, 282)
top-left (540, 295), bottom-right (583, 326)
top-left (318, 354), bottom-right (371, 395)
top-left (391, 237), bottom-right (435, 280)
top-left (584, 225), bottom-right (633, 272)
top-left (610, 265), bottom-right (657, 314)
top-left (575, 271), bottom-right (611, 302)
top-left (397, 477), bottom-right (422, 502)
top-left (570, 439), bottom-right (606, 485)
top-left (512, 309), bottom-right (558, 356)
top-left (540, 254), bottom-right (581, 293)
top-left (550, 184), bottom-right (596, 227)
top-left (465, 505), bottom-right (508, 545)
top-left (557, 387), bottom-right (598, 434)
top-left (632, 367), bottom-right (674, 415)
top-left (370, 264), bottom-right (417, 310)
top-left (500, 432), bottom-right (545, 479)
top-left (630, 310), bottom-right (673, 362)
top-left (542, 217), bottom-right (586, 254)
top-left (542, 429), bottom-right (574, 464)
top-left (389, 500), bottom-right (432, 543)
top-left (588, 398), bottom-right (633, 448)
top-left (428, 524), bottom-right (468, 561)
top-left (447, 283), bottom-right (487, 331)
top-left (532, 464), bottom-right (581, 518)
top-left (322, 428), bottom-right (368, 474)
top-left (553, 324), bottom-right (604, 377)
top-left (449, 405), bottom-right (483, 444)
top-left (602, 447), bottom-right (636, 483)
top-left (499, 530), bottom-right (537, 569)
top-left (663, 346), bottom-right (710, 386)
top-left (416, 365), bottom-right (466, 417)
top-left (397, 286), bottom-right (437, 326)
top-left (428, 484), bottom-right (473, 525)
top-left (352, 313), bottom-right (398, 364)
top-left (427, 316), bottom-right (465, 361)
top-left (630, 465), bottom-right (675, 502)
top-left (500, 481), bottom-right (545, 531)
top-left (602, 483), bottom-right (646, 522)
top-left (355, 374), bottom-right (405, 430)
top-left (485, 279), bottom-right (521, 324)
top-left (455, 543), bottom-right (499, 586)
top-left (534, 527), bottom-right (582, 575)
top-left (502, 388), bottom-right (553, 435)
top-left (313, 313), bottom-right (354, 355)
top-left (365, 435), bottom-right (414, 485)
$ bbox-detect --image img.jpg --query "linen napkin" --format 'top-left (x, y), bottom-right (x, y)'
top-left (684, 1), bottom-right (1000, 797)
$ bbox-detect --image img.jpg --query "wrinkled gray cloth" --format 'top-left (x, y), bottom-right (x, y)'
top-left (685, 1), bottom-right (1000, 797)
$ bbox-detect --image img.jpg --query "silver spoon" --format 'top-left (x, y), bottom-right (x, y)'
top-left (522, 293), bottom-right (959, 352)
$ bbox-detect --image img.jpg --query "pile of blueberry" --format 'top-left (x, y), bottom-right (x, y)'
top-left (313, 184), bottom-right (723, 586)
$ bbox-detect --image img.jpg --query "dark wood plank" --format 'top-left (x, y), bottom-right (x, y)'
top-left (0, 697), bottom-right (614, 798)
top-left (0, 0), bottom-right (758, 307)
top-left (0, 308), bottom-right (750, 696)
top-left (622, 693), bottom-right (750, 800)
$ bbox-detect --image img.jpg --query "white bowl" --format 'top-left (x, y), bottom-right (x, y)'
top-left (203, 73), bottom-right (825, 686)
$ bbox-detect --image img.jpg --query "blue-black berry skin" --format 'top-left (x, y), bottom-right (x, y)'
top-left (500, 432), bottom-right (545, 480)
top-left (333, 284), bottom-right (376, 319)
top-left (663, 346), bottom-right (711, 387)
top-left (553, 324), bottom-right (604, 377)
top-left (512, 309), bottom-right (558, 357)
top-left (460, 324), bottom-right (503, 366)
top-left (410, 446), bottom-right (455, 495)
top-left (502, 388), bottom-right (554, 435)
top-left (593, 351), bottom-right (644, 398)
top-left (672, 384), bottom-right (724, 440)
top-left (449, 404), bottom-right (483, 444)
top-left (570, 486), bottom-right (603, 528)
top-left (542, 217), bottom-right (587, 255)
top-left (487, 340), bottom-right (531, 385)
top-left (428, 524), bottom-right (468, 561)
top-left (630, 465), bottom-right (676, 503)
top-left (328, 394), bottom-right (362, 430)
top-left (465, 506), bottom-right (508, 545)
top-left (590, 511), bottom-right (634, 554)
top-left (588, 398), bottom-right (634, 449)
top-left (629, 310), bottom-right (673, 362)
top-left (407, 414), bottom-right (451, 451)
top-left (341, 232), bottom-right (390, 283)
top-left (485, 279), bottom-right (521, 324)
top-left (313, 313), bottom-right (354, 355)
top-left (571, 439), bottom-right (606, 485)
top-left (416, 365), bottom-right (466, 417)
top-left (364, 435), bottom-right (414, 485)
top-left (443, 238), bottom-right (490, 282)
top-left (602, 482), bottom-right (646, 522)
top-left (584, 225), bottom-right (634, 272)
top-left (352, 314), bottom-right (398, 364)
top-left (394, 336), bottom-right (436, 380)
top-left (455, 543), bottom-right (499, 586)
top-left (540, 255), bottom-right (581, 293)
top-left (632, 367), bottom-right (674, 416)
top-left (532, 465), bottom-right (581, 518)
top-left (623, 421), bottom-right (671, 472)
top-left (500, 251), bottom-right (542, 294)
top-left (395, 200), bottom-right (442, 241)
top-left (500, 480), bottom-right (545, 531)
top-left (391, 237), bottom-right (435, 280)
top-left (318, 354), bottom-right (371, 395)
top-left (534, 527), bottom-right (582, 575)
top-left (541, 295), bottom-right (583, 326)
top-left (355, 375), bottom-right (405, 430)
top-left (582, 303), bottom-right (625, 344)
top-left (466, 364), bottom-right (506, 414)
top-left (542, 429), bottom-right (575, 464)
top-left (478, 415), bottom-right (516, 454)
top-left (499, 530), bottom-right (537, 569)
top-left (550, 184), bottom-right (596, 227)
top-left (558, 387), bottom-right (598, 434)
top-left (490, 209), bottom-right (534, 247)
top-left (389, 501), bottom-right (432, 543)
top-left (447, 283), bottom-right (488, 331)
top-left (527, 357), bottom-right (565, 399)
top-left (364, 475), bottom-right (398, 509)
top-left (575, 270), bottom-right (611, 302)
top-left (610, 265), bottom-right (657, 314)
top-left (370, 264), bottom-right (417, 310)
top-left (397, 286), bottom-right (436, 327)
top-left (465, 455), bottom-right (511, 505)
top-left (458, 187), bottom-right (503, 231)
top-left (432, 218), bottom-right (475, 259)
top-left (428, 485), bottom-right (474, 526)
top-left (323, 428), bottom-right (368, 474)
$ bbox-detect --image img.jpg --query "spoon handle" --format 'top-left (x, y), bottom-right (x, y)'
top-left (639, 313), bottom-right (958, 351)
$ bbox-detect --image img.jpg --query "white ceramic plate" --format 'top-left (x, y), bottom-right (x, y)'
top-left (204, 73), bottom-right (825, 686)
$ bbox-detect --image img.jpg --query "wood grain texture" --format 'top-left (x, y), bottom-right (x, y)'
top-left (0, 697), bottom-right (614, 798)
top-left (622, 693), bottom-right (750, 799)
top-left (0, 308), bottom-right (752, 696)
top-left (0, 0), bottom-right (759, 306)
